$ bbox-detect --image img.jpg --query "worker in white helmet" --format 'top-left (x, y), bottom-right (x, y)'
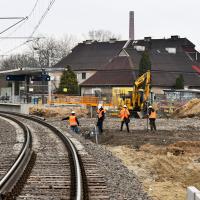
top-left (119, 105), bottom-right (130, 132)
top-left (97, 104), bottom-right (105, 133)
top-left (148, 105), bottom-right (157, 131)
top-left (62, 110), bottom-right (80, 133)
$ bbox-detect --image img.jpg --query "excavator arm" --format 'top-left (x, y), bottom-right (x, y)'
top-left (132, 70), bottom-right (151, 111)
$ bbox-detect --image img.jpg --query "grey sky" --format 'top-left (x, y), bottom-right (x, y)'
top-left (0, 0), bottom-right (200, 55)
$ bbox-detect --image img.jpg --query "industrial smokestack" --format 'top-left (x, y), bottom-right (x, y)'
top-left (129, 11), bottom-right (134, 40)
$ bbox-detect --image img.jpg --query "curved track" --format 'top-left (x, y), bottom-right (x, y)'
top-left (0, 112), bottom-right (84, 200)
top-left (0, 111), bottom-right (110, 199)
top-left (0, 113), bottom-right (32, 199)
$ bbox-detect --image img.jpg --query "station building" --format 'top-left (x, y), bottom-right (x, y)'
top-left (0, 67), bottom-right (65, 104)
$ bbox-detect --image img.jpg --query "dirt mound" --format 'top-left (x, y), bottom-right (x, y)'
top-left (172, 98), bottom-right (200, 118)
top-left (108, 141), bottom-right (200, 200)
top-left (29, 106), bottom-right (89, 118)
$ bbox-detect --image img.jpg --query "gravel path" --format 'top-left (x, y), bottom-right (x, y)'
top-left (77, 117), bottom-right (200, 131)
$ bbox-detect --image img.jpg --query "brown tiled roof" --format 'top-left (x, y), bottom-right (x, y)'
top-left (101, 56), bottom-right (132, 70)
top-left (81, 70), bottom-right (200, 88)
top-left (54, 40), bottom-right (126, 70)
top-left (127, 37), bottom-right (195, 50)
top-left (151, 71), bottom-right (200, 87)
top-left (54, 37), bottom-right (200, 88)
top-left (126, 49), bottom-right (198, 73)
top-left (80, 70), bottom-right (134, 86)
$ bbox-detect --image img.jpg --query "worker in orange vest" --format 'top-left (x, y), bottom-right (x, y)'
top-left (148, 106), bottom-right (157, 131)
top-left (120, 105), bottom-right (130, 132)
top-left (62, 111), bottom-right (80, 133)
top-left (97, 104), bottom-right (105, 133)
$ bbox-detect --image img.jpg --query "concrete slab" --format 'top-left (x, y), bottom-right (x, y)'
top-left (187, 186), bottom-right (200, 200)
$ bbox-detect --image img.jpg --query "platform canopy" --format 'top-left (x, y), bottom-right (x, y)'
top-left (0, 67), bottom-right (65, 75)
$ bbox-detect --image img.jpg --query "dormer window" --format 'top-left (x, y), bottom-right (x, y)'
top-left (134, 45), bottom-right (145, 51)
top-left (82, 72), bottom-right (86, 79)
top-left (165, 47), bottom-right (176, 54)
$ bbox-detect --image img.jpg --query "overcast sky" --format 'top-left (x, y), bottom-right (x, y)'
top-left (0, 0), bottom-right (200, 56)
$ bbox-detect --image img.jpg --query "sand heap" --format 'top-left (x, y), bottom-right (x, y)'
top-left (29, 105), bottom-right (89, 118)
top-left (172, 98), bottom-right (200, 118)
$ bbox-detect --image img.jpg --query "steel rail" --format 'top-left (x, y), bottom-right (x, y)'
top-left (0, 111), bottom-right (83, 200)
top-left (0, 113), bottom-right (32, 198)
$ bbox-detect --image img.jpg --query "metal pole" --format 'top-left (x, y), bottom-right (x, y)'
top-left (26, 76), bottom-right (29, 104)
top-left (42, 69), bottom-right (45, 104)
top-left (11, 81), bottom-right (15, 103)
top-left (90, 106), bottom-right (93, 118)
top-left (95, 125), bottom-right (98, 144)
top-left (48, 77), bottom-right (51, 104)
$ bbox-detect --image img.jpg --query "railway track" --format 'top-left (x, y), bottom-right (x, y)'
top-left (0, 112), bottom-right (109, 199)
top-left (0, 113), bottom-right (32, 200)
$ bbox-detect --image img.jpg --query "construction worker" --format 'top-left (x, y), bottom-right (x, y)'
top-left (62, 111), bottom-right (80, 133)
top-left (97, 104), bottom-right (105, 133)
top-left (120, 105), bottom-right (130, 132)
top-left (148, 105), bottom-right (157, 131)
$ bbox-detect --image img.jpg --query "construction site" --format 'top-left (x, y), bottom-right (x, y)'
top-left (0, 41), bottom-right (199, 199)
top-left (25, 93), bottom-right (200, 200)
top-left (1, 2), bottom-right (200, 199)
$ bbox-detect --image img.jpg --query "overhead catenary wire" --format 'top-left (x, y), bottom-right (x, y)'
top-left (2, 0), bottom-right (40, 38)
top-left (0, 17), bottom-right (25, 19)
top-left (2, 0), bottom-right (56, 55)
top-left (0, 17), bottom-right (28, 36)
top-left (29, 0), bottom-right (56, 38)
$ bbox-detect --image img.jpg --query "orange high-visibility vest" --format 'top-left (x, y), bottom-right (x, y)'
top-left (69, 116), bottom-right (77, 126)
top-left (97, 109), bottom-right (105, 118)
top-left (149, 111), bottom-right (157, 119)
top-left (120, 108), bottom-right (130, 119)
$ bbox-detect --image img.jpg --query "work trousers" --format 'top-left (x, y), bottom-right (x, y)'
top-left (97, 119), bottom-right (104, 133)
top-left (149, 118), bottom-right (156, 131)
top-left (70, 125), bottom-right (79, 133)
top-left (120, 120), bottom-right (130, 132)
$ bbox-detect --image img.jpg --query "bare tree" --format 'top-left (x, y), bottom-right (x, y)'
top-left (30, 35), bottom-right (77, 68)
top-left (86, 29), bottom-right (121, 42)
top-left (0, 54), bottom-right (38, 70)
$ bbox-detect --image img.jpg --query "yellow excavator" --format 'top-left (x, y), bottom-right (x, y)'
top-left (114, 70), bottom-right (151, 117)
top-left (132, 70), bottom-right (151, 112)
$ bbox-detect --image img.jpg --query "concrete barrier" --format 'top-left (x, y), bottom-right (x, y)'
top-left (187, 186), bottom-right (200, 200)
top-left (0, 103), bottom-right (32, 114)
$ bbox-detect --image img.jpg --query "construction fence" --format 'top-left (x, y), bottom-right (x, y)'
top-left (48, 94), bottom-right (113, 107)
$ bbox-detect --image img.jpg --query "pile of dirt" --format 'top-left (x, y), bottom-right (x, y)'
top-left (172, 98), bottom-right (200, 118)
top-left (29, 106), bottom-right (89, 118)
top-left (108, 141), bottom-right (200, 200)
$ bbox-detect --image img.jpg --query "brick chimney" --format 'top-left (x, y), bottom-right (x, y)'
top-left (129, 11), bottom-right (134, 40)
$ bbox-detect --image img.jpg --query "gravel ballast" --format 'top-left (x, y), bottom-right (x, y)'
top-left (51, 119), bottom-right (152, 200)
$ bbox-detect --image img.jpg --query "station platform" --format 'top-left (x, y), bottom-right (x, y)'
top-left (0, 103), bottom-right (32, 114)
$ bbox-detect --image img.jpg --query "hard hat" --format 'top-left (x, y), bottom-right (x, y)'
top-left (71, 111), bottom-right (75, 114)
top-left (148, 105), bottom-right (153, 108)
top-left (123, 105), bottom-right (127, 108)
top-left (98, 104), bottom-right (102, 109)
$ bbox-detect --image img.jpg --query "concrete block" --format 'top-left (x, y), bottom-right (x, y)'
top-left (20, 104), bottom-right (32, 114)
top-left (187, 186), bottom-right (200, 200)
top-left (195, 192), bottom-right (200, 200)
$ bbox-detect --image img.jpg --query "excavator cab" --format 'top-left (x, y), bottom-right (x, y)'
top-left (132, 70), bottom-right (151, 118)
